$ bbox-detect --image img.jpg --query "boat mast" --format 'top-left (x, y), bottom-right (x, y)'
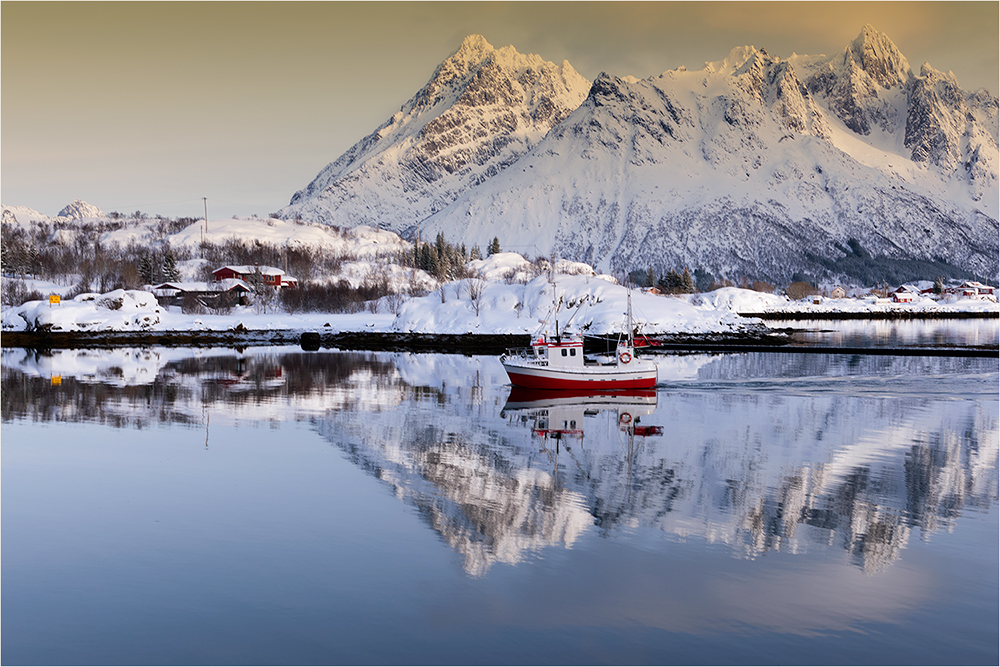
top-left (626, 288), bottom-right (634, 348)
top-left (551, 258), bottom-right (560, 340)
top-left (554, 285), bottom-right (559, 339)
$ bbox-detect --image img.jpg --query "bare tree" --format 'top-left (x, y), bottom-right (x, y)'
top-left (385, 291), bottom-right (406, 314)
top-left (466, 277), bottom-right (487, 316)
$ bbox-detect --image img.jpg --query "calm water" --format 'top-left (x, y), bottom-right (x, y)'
top-left (2, 344), bottom-right (997, 666)
top-left (778, 317), bottom-right (999, 348)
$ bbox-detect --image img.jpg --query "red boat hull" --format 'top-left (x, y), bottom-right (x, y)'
top-left (503, 365), bottom-right (658, 390)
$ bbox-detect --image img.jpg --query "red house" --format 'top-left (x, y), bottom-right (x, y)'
top-left (212, 265), bottom-right (297, 288)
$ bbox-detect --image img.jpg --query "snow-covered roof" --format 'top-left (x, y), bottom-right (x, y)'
top-left (213, 265), bottom-right (284, 276)
top-left (218, 278), bottom-right (251, 291)
top-left (152, 279), bottom-right (250, 293)
top-left (152, 282), bottom-right (213, 293)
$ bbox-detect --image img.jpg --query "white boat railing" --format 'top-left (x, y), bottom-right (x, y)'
top-left (501, 348), bottom-right (548, 366)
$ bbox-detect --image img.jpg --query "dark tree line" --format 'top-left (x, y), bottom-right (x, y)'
top-left (412, 232), bottom-right (479, 282)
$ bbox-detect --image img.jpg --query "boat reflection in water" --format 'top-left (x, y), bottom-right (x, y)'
top-left (503, 386), bottom-right (661, 455)
top-left (502, 388), bottom-right (664, 505)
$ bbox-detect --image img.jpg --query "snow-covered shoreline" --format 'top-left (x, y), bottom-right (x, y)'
top-left (1, 277), bottom-right (995, 344)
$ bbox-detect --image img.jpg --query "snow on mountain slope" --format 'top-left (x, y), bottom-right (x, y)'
top-left (2, 204), bottom-right (60, 225)
top-left (164, 218), bottom-right (409, 257)
top-left (800, 24), bottom-right (998, 204)
top-left (411, 28), bottom-right (997, 281)
top-left (3, 200), bottom-right (107, 225)
top-left (418, 66), bottom-right (996, 280)
top-left (57, 199), bottom-right (105, 220)
top-left (284, 27), bottom-right (997, 284)
top-left (279, 34), bottom-right (591, 232)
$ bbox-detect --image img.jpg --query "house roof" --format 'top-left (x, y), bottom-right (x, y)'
top-left (213, 265), bottom-right (284, 276)
top-left (152, 279), bottom-right (249, 293)
top-left (217, 278), bottom-right (251, 292)
top-left (151, 281), bottom-right (210, 292)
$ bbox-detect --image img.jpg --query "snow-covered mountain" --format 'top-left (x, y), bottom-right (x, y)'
top-left (283, 27), bottom-right (998, 283)
top-left (57, 199), bottom-right (105, 220)
top-left (2, 204), bottom-right (56, 225)
top-left (2, 200), bottom-right (105, 224)
top-left (280, 34), bottom-right (591, 230)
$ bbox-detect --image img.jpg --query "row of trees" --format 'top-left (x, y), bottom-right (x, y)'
top-left (411, 233), bottom-right (502, 282)
top-left (633, 266), bottom-right (759, 294)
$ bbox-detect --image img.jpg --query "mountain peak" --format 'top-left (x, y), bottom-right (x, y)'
top-left (704, 45), bottom-right (764, 76)
top-left (847, 24), bottom-right (911, 88)
top-left (452, 34), bottom-right (494, 64)
top-left (429, 34), bottom-right (497, 86)
top-left (282, 35), bottom-right (591, 230)
top-left (57, 199), bottom-right (104, 220)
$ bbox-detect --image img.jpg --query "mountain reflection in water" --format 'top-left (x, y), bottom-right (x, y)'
top-left (2, 346), bottom-right (997, 578)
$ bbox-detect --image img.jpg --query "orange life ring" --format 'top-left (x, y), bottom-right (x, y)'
top-left (619, 412), bottom-right (632, 424)
top-left (619, 351), bottom-right (632, 364)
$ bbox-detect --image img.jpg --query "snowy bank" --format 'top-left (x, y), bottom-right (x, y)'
top-left (392, 274), bottom-right (761, 335)
top-left (2, 266), bottom-right (996, 338)
top-left (1, 289), bottom-right (394, 334)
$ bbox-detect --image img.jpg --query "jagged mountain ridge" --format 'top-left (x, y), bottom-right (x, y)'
top-left (2, 200), bottom-right (105, 224)
top-left (281, 35), bottom-right (591, 229)
top-left (283, 27), bottom-right (998, 282)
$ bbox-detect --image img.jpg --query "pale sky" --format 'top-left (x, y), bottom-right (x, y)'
top-left (2, 1), bottom-right (997, 219)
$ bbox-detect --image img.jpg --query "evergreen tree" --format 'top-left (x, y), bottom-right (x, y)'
top-left (693, 268), bottom-right (714, 293)
top-left (434, 232), bottom-right (451, 280)
top-left (418, 243), bottom-right (435, 274)
top-left (933, 276), bottom-right (945, 295)
top-left (681, 268), bottom-right (695, 293)
top-left (427, 247), bottom-right (439, 278)
top-left (469, 245), bottom-right (482, 261)
top-left (138, 253), bottom-right (155, 285)
top-left (435, 232), bottom-right (447, 260)
top-left (162, 249), bottom-right (181, 282)
top-left (488, 237), bottom-right (501, 256)
top-left (658, 269), bottom-right (682, 294)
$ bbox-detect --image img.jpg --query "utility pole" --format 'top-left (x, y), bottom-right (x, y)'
top-left (203, 197), bottom-right (209, 233)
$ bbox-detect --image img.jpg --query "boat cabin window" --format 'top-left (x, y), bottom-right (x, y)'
top-left (561, 349), bottom-right (567, 357)
top-left (570, 348), bottom-right (576, 356)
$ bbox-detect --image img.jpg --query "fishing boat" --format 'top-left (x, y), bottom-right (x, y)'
top-left (500, 288), bottom-right (658, 390)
